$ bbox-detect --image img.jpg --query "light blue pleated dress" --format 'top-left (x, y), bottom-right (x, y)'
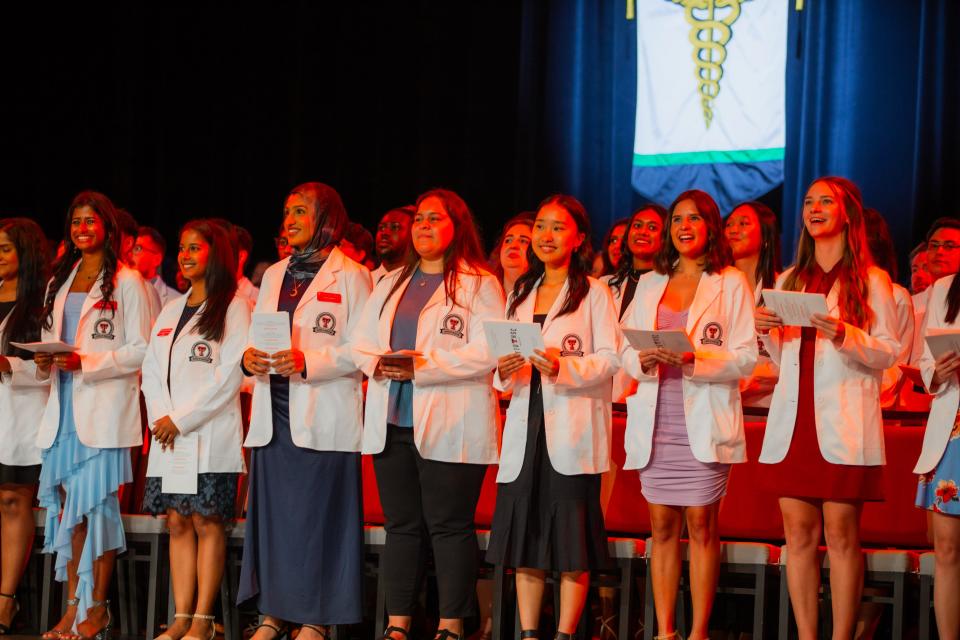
top-left (38, 293), bottom-right (132, 628)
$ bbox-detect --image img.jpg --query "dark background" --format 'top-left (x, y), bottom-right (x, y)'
top-left (0, 1), bottom-right (956, 282)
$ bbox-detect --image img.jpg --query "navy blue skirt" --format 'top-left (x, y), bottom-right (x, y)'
top-left (237, 379), bottom-right (363, 624)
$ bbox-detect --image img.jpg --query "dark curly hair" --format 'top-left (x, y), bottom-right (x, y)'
top-left (0, 218), bottom-right (50, 357)
top-left (44, 191), bottom-right (122, 330)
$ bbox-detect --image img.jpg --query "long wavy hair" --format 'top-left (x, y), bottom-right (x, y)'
top-left (782, 176), bottom-right (874, 329)
top-left (180, 220), bottom-right (238, 343)
top-left (726, 201), bottom-right (782, 289)
top-left (598, 217), bottom-right (631, 277)
top-left (508, 194), bottom-right (593, 319)
top-left (0, 218), bottom-right (50, 356)
top-left (382, 188), bottom-right (488, 313)
top-left (489, 211), bottom-right (536, 283)
top-left (44, 191), bottom-right (121, 330)
top-left (609, 204), bottom-right (668, 295)
top-left (655, 190), bottom-right (732, 275)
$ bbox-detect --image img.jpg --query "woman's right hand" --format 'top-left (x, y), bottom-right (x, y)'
top-left (242, 347), bottom-right (272, 375)
top-left (497, 353), bottom-right (526, 379)
top-left (637, 348), bottom-right (660, 375)
top-left (34, 352), bottom-right (53, 374)
top-left (755, 306), bottom-right (783, 334)
top-left (932, 351), bottom-right (960, 387)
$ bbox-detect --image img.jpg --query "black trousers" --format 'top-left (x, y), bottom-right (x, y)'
top-left (373, 425), bottom-right (487, 618)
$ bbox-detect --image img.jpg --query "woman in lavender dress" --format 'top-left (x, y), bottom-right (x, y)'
top-left (620, 190), bottom-right (757, 640)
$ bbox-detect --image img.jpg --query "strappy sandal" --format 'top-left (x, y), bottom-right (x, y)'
top-left (652, 633), bottom-right (680, 640)
top-left (520, 631), bottom-right (539, 639)
top-left (77, 599), bottom-right (112, 640)
top-left (380, 626), bottom-right (409, 640)
top-left (43, 597), bottom-right (80, 640)
top-left (434, 630), bottom-right (461, 640)
top-left (155, 612), bottom-right (193, 640)
top-left (184, 613), bottom-right (216, 640)
top-left (554, 633), bottom-right (573, 640)
top-left (0, 593), bottom-right (18, 635)
top-left (252, 622), bottom-right (289, 640)
top-left (299, 624), bottom-right (329, 640)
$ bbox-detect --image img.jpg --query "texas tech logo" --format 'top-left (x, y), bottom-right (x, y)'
top-left (440, 313), bottom-right (465, 339)
top-left (313, 312), bottom-right (336, 335)
top-left (701, 322), bottom-right (723, 346)
top-left (91, 318), bottom-right (115, 340)
top-left (189, 341), bottom-right (214, 363)
top-left (560, 334), bottom-right (584, 357)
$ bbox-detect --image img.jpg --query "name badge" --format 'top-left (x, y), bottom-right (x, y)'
top-left (157, 328), bottom-right (173, 337)
top-left (94, 300), bottom-right (118, 311)
top-left (317, 292), bottom-right (342, 304)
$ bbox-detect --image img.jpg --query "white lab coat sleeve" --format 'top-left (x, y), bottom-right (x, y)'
top-left (303, 268), bottom-right (372, 382)
top-left (835, 271), bottom-right (900, 371)
top-left (4, 356), bottom-right (48, 388)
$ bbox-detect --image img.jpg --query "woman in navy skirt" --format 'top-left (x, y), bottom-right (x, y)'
top-left (238, 183), bottom-right (372, 640)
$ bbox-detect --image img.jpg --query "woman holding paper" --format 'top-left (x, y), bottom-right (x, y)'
top-left (724, 201), bottom-right (782, 408)
top-left (619, 190), bottom-right (756, 640)
top-left (237, 183), bottom-right (371, 640)
top-left (352, 188), bottom-right (503, 640)
top-left (486, 194), bottom-right (619, 640)
top-left (33, 191), bottom-right (152, 640)
top-left (140, 220), bottom-right (249, 640)
top-left (912, 273), bottom-right (960, 638)
top-left (0, 218), bottom-right (50, 634)
top-left (755, 176), bottom-right (899, 640)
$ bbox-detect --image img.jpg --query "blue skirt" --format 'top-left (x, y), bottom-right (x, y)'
top-left (916, 425), bottom-right (960, 515)
top-left (38, 375), bottom-right (132, 628)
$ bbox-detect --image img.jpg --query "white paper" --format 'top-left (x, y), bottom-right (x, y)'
top-left (10, 341), bottom-right (79, 353)
top-left (156, 433), bottom-right (199, 495)
top-left (925, 329), bottom-right (960, 360)
top-left (622, 328), bottom-right (695, 353)
top-left (483, 320), bottom-right (545, 358)
top-left (354, 347), bottom-right (422, 359)
top-left (252, 312), bottom-right (291, 373)
top-left (761, 290), bottom-right (829, 327)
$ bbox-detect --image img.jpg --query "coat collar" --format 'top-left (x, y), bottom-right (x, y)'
top-left (632, 269), bottom-right (722, 331)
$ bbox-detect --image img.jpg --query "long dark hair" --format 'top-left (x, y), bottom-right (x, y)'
top-left (0, 218), bottom-right (49, 356)
top-left (507, 194), bottom-right (593, 319)
top-left (44, 191), bottom-right (121, 330)
top-left (726, 201), bottom-right (782, 288)
top-left (382, 188), bottom-right (488, 312)
top-left (599, 217), bottom-right (631, 277)
top-left (862, 207), bottom-right (897, 280)
top-left (489, 211), bottom-right (536, 282)
top-left (782, 176), bottom-right (874, 329)
top-left (180, 220), bottom-right (237, 343)
top-left (609, 204), bottom-right (667, 295)
top-left (655, 190), bottom-right (732, 275)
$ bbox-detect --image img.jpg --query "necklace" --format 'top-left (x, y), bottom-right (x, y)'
top-left (290, 277), bottom-right (304, 297)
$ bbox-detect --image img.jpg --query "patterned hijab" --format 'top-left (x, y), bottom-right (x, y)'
top-left (285, 182), bottom-right (348, 280)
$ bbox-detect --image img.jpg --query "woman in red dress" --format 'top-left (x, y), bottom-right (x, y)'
top-left (755, 176), bottom-right (900, 640)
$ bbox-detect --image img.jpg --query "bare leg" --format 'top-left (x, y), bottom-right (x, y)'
top-left (185, 513), bottom-right (225, 639)
top-left (822, 500), bottom-right (863, 640)
top-left (685, 502), bottom-right (721, 640)
top-left (648, 503), bottom-right (684, 638)
top-left (516, 568), bottom-right (546, 632)
top-left (0, 485), bottom-right (35, 629)
top-left (164, 511), bottom-right (198, 640)
top-left (932, 511), bottom-right (960, 640)
top-left (779, 497), bottom-right (823, 640)
top-left (556, 571), bottom-right (589, 634)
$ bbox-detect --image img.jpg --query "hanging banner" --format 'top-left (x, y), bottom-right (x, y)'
top-left (632, 0), bottom-right (787, 213)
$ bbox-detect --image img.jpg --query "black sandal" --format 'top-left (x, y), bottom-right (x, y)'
top-left (380, 626), bottom-right (409, 640)
top-left (554, 633), bottom-right (573, 640)
top-left (254, 622), bottom-right (289, 640)
top-left (299, 625), bottom-right (329, 640)
top-left (0, 593), bottom-right (18, 635)
top-left (434, 630), bottom-right (461, 640)
top-left (520, 632), bottom-right (539, 639)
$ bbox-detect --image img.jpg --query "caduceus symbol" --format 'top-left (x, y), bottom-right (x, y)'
top-left (669, 0), bottom-right (749, 129)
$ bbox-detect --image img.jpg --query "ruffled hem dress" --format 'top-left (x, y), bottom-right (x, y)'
top-left (486, 314), bottom-right (610, 573)
top-left (38, 293), bottom-right (132, 628)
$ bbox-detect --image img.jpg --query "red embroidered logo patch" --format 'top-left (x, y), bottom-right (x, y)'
top-left (317, 292), bottom-right (342, 303)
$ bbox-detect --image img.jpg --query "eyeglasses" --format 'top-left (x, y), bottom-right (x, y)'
top-left (929, 241), bottom-right (960, 252)
top-left (132, 245), bottom-right (160, 255)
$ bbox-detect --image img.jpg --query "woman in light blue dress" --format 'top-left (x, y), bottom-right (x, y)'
top-left (35, 192), bottom-right (151, 640)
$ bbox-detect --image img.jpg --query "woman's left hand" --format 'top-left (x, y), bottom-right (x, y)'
top-left (654, 348), bottom-right (694, 368)
top-left (271, 349), bottom-right (306, 377)
top-left (152, 416), bottom-right (180, 450)
top-left (811, 313), bottom-right (845, 345)
top-left (380, 356), bottom-right (415, 381)
top-left (53, 352), bottom-right (82, 372)
top-left (530, 348), bottom-right (560, 378)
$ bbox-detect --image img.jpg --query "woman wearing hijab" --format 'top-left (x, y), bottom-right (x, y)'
top-left (237, 183), bottom-right (373, 640)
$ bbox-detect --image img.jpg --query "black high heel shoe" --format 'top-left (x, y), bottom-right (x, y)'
top-left (0, 593), bottom-right (18, 635)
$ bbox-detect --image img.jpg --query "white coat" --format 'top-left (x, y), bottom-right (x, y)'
top-left (600, 273), bottom-right (640, 403)
top-left (495, 277), bottom-right (621, 482)
top-left (142, 293), bottom-right (250, 475)
top-left (352, 264), bottom-right (505, 464)
top-left (739, 280), bottom-right (780, 408)
top-left (915, 275), bottom-right (960, 473)
top-left (758, 265), bottom-right (900, 465)
top-left (243, 248), bottom-right (372, 452)
top-left (0, 310), bottom-right (49, 466)
top-left (879, 283), bottom-right (915, 408)
top-left (620, 267), bottom-right (757, 470)
top-left (37, 265), bottom-right (152, 449)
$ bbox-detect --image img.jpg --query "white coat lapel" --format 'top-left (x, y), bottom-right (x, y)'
top-left (641, 272), bottom-right (670, 330)
top-left (266, 258), bottom-right (289, 313)
top-left (78, 269), bottom-right (108, 327)
top-left (686, 271), bottom-right (722, 333)
top-left (540, 277), bottom-right (570, 336)
top-left (170, 295), bottom-right (203, 347)
top-left (50, 262), bottom-right (79, 340)
top-left (296, 248), bottom-right (342, 314)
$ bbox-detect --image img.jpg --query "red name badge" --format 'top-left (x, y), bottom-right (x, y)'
top-left (157, 328), bottom-right (173, 337)
top-left (94, 300), bottom-right (118, 311)
top-left (317, 292), bottom-right (342, 304)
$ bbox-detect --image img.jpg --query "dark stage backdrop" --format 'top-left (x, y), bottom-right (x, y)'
top-left (1, 1), bottom-right (957, 282)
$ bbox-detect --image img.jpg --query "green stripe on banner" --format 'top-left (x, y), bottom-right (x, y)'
top-left (633, 148), bottom-right (785, 167)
